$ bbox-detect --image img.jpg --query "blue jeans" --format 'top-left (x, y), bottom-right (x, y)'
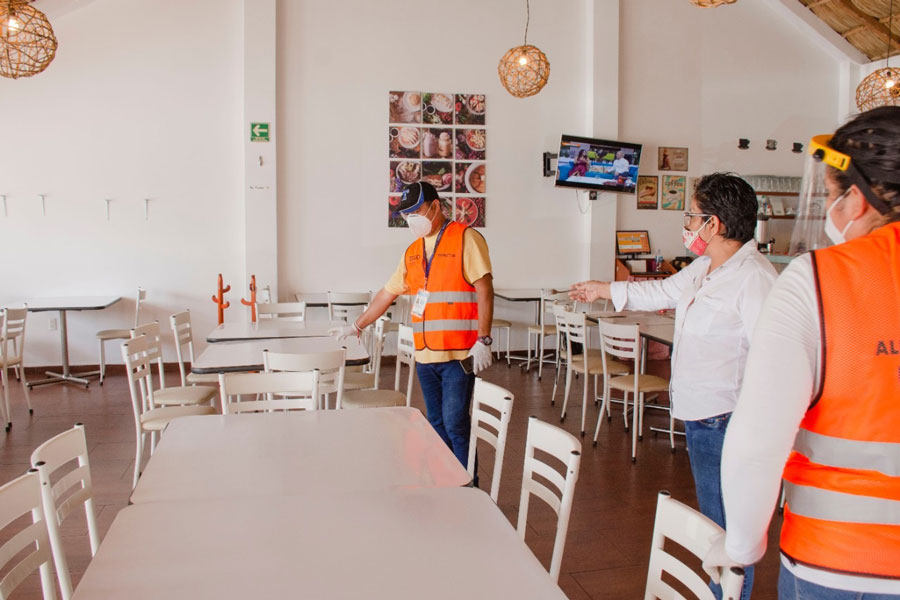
top-left (684, 413), bottom-right (754, 600)
top-left (778, 564), bottom-right (900, 600)
top-left (415, 360), bottom-right (475, 470)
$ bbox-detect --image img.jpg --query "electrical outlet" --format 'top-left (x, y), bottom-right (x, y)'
top-left (49, 318), bottom-right (58, 331)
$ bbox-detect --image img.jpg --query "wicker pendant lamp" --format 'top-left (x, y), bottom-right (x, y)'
top-left (498, 0), bottom-right (550, 98)
top-left (0, 0), bottom-right (57, 79)
top-left (689, 0), bottom-right (737, 6)
top-left (856, 0), bottom-right (900, 111)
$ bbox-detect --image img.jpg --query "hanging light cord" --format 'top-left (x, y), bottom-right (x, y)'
top-left (524, 0), bottom-right (530, 46)
top-left (887, 0), bottom-right (894, 67)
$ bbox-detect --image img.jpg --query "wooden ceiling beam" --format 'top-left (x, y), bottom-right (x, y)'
top-left (833, 0), bottom-right (899, 53)
top-left (842, 24), bottom-right (868, 38)
top-left (807, 0), bottom-right (832, 8)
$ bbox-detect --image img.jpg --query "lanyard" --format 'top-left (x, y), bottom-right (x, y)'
top-left (422, 220), bottom-right (450, 286)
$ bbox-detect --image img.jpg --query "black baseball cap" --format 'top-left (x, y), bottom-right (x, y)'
top-left (397, 181), bottom-right (440, 214)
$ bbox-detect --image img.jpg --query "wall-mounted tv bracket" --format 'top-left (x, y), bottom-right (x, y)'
top-left (543, 152), bottom-right (558, 177)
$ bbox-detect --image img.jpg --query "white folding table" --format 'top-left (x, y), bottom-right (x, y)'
top-left (23, 296), bottom-right (122, 388)
top-left (191, 336), bottom-right (370, 372)
top-left (206, 320), bottom-right (345, 343)
top-left (130, 408), bottom-right (471, 504)
top-left (73, 487), bottom-right (566, 600)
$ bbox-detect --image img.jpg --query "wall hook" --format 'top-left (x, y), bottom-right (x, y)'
top-left (39, 194), bottom-right (46, 216)
top-left (105, 199), bottom-right (112, 221)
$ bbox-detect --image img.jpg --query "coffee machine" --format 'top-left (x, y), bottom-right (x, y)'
top-left (755, 214), bottom-right (775, 254)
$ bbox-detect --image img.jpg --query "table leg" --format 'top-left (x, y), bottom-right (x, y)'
top-left (28, 311), bottom-right (92, 388)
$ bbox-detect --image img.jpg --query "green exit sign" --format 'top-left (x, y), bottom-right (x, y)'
top-left (250, 122), bottom-right (270, 142)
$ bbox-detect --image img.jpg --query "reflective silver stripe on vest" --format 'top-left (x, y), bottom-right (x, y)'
top-left (794, 429), bottom-right (900, 477)
top-left (424, 291), bottom-right (477, 303)
top-left (784, 482), bottom-right (900, 525)
top-left (411, 319), bottom-right (479, 333)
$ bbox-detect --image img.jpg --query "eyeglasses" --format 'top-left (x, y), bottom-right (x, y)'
top-left (683, 212), bottom-right (713, 228)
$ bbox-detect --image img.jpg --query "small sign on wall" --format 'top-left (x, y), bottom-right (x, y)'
top-left (250, 123), bottom-right (270, 142)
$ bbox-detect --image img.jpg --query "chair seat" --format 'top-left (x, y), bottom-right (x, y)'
top-left (571, 354), bottom-right (630, 376)
top-left (607, 374), bottom-right (670, 394)
top-left (140, 405), bottom-right (216, 431)
top-left (342, 371), bottom-right (376, 391)
top-left (342, 389), bottom-right (406, 409)
top-left (152, 385), bottom-right (217, 407)
top-left (491, 319), bottom-right (512, 328)
top-left (186, 371), bottom-right (220, 386)
top-left (96, 328), bottom-right (130, 341)
top-left (527, 324), bottom-right (557, 335)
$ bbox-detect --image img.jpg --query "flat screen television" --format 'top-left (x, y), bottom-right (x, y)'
top-left (616, 230), bottom-right (651, 256)
top-left (554, 134), bottom-right (642, 194)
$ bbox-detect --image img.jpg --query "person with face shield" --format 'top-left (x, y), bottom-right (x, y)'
top-left (330, 181), bottom-right (494, 470)
top-left (570, 172), bottom-right (777, 600)
top-left (702, 108), bottom-right (900, 599)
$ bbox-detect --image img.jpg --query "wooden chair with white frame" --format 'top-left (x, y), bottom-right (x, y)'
top-left (467, 378), bottom-right (514, 503)
top-left (0, 307), bottom-right (32, 431)
top-left (0, 469), bottom-right (68, 600)
top-left (490, 318), bottom-right (512, 367)
top-left (256, 301), bottom-right (307, 322)
top-left (89, 286), bottom-right (145, 385)
top-left (525, 289), bottom-right (569, 380)
top-left (31, 423), bottom-right (101, 600)
top-left (326, 291), bottom-right (371, 322)
top-left (517, 416), bottom-right (581, 583)
top-left (341, 324), bottom-right (415, 409)
top-left (594, 321), bottom-right (670, 462)
top-left (645, 490), bottom-right (745, 600)
top-left (218, 370), bottom-right (320, 414)
top-left (342, 317), bottom-right (388, 392)
top-left (170, 309), bottom-right (219, 387)
top-left (262, 347), bottom-right (346, 410)
top-left (121, 334), bottom-right (216, 488)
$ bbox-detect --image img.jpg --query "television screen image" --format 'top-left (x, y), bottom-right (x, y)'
top-left (555, 134), bottom-right (642, 194)
top-left (616, 230), bottom-right (651, 256)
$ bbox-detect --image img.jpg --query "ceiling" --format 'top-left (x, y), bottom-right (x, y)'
top-left (798, 0), bottom-right (900, 61)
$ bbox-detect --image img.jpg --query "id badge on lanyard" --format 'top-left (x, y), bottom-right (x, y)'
top-left (411, 221), bottom-right (449, 319)
top-left (411, 290), bottom-right (429, 318)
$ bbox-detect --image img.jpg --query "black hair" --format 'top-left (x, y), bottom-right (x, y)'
top-left (693, 172), bottom-right (758, 243)
top-left (828, 106), bottom-right (900, 223)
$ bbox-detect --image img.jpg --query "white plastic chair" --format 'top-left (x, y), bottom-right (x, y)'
top-left (467, 379), bottom-right (514, 503)
top-left (517, 416), bottom-right (581, 583)
top-left (122, 335), bottom-right (216, 488)
top-left (170, 310), bottom-right (218, 387)
top-left (31, 423), bottom-right (100, 600)
top-left (490, 319), bottom-right (512, 367)
top-left (341, 324), bottom-right (415, 409)
top-left (645, 490), bottom-right (745, 600)
top-left (342, 317), bottom-right (388, 392)
top-left (130, 321), bottom-right (217, 408)
top-left (0, 469), bottom-right (65, 600)
top-left (263, 347), bottom-right (345, 410)
top-left (256, 301), bottom-right (306, 322)
top-left (92, 287), bottom-right (145, 385)
top-left (595, 322), bottom-right (670, 462)
top-left (526, 289), bottom-right (568, 380)
top-left (0, 308), bottom-right (32, 431)
top-left (326, 291), bottom-right (371, 322)
top-left (218, 370), bottom-right (319, 414)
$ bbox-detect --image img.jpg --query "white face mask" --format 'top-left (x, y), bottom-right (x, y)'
top-left (404, 203), bottom-right (435, 238)
top-left (824, 189), bottom-right (852, 245)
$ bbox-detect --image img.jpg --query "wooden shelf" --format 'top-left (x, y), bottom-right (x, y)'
top-left (769, 214), bottom-right (796, 220)
top-left (754, 191), bottom-right (798, 197)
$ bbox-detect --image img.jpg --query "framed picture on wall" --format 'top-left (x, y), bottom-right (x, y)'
top-left (637, 176), bottom-right (658, 210)
top-left (658, 146), bottom-right (688, 171)
top-left (661, 175), bottom-right (686, 211)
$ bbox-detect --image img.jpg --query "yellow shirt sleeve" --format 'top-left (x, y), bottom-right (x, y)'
top-left (384, 254), bottom-right (409, 296)
top-left (463, 228), bottom-right (492, 284)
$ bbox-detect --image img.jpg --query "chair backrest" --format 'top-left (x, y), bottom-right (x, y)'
top-left (130, 321), bottom-right (167, 390)
top-left (327, 291), bottom-right (370, 322)
top-left (218, 370), bottom-right (319, 414)
top-left (645, 491), bottom-right (745, 600)
top-left (467, 379), bottom-right (514, 503)
top-left (258, 285), bottom-right (271, 304)
top-left (365, 317), bottom-right (389, 385)
top-left (121, 334), bottom-right (156, 418)
top-left (539, 289), bottom-right (570, 326)
top-left (517, 416), bottom-right (581, 583)
top-left (263, 347), bottom-right (346, 409)
top-left (169, 310), bottom-right (195, 387)
top-left (0, 308), bottom-right (27, 363)
top-left (31, 423), bottom-right (100, 599)
top-left (257, 301), bottom-right (306, 322)
top-left (133, 287), bottom-right (147, 328)
top-left (0, 470), bottom-right (62, 600)
top-left (597, 321), bottom-right (641, 362)
top-left (394, 325), bottom-right (416, 406)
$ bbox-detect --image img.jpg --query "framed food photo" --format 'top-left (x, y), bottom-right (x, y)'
top-left (636, 176), bottom-right (658, 210)
top-left (661, 175), bottom-right (686, 211)
top-left (658, 146), bottom-right (688, 171)
top-left (389, 91), bottom-right (422, 124)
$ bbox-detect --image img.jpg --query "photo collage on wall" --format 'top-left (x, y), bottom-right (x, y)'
top-left (388, 91), bottom-right (487, 228)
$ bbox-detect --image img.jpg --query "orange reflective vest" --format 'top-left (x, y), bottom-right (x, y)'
top-left (403, 221), bottom-right (478, 351)
top-left (781, 221), bottom-right (900, 578)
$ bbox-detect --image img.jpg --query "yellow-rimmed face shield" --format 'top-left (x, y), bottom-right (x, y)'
top-left (788, 135), bottom-right (853, 255)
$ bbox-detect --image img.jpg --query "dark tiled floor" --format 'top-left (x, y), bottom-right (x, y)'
top-left (0, 358), bottom-right (782, 598)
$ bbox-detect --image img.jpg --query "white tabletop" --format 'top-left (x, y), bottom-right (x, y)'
top-left (587, 309), bottom-right (675, 346)
top-left (206, 320), bottom-right (345, 343)
top-left (73, 488), bottom-right (566, 600)
top-left (494, 288), bottom-right (545, 302)
top-left (294, 292), bottom-right (329, 307)
top-left (130, 408), bottom-right (471, 504)
top-left (22, 296), bottom-right (122, 312)
top-left (192, 337), bottom-right (369, 372)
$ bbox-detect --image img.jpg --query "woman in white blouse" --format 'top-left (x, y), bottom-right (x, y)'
top-left (571, 172), bottom-right (777, 600)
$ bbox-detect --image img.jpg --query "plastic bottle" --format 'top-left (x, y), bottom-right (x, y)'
top-left (655, 248), bottom-right (663, 272)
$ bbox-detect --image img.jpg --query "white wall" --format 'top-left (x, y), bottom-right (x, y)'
top-left (0, 0), bottom-right (245, 366)
top-left (617, 0), bottom-right (843, 260)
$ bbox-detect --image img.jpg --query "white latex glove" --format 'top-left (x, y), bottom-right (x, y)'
top-left (702, 532), bottom-right (740, 585)
top-left (468, 341), bottom-right (493, 374)
top-left (328, 323), bottom-right (359, 340)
